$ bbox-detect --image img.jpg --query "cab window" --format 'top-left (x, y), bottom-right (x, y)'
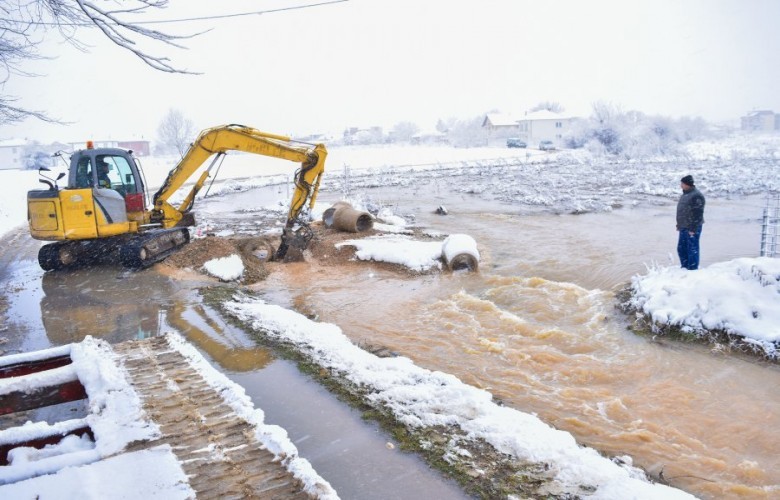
top-left (97, 155), bottom-right (138, 197)
top-left (74, 157), bottom-right (94, 188)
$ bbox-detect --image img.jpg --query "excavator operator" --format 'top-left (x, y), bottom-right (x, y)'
top-left (97, 159), bottom-right (111, 188)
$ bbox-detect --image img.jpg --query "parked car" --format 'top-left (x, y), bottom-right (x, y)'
top-left (539, 140), bottom-right (556, 151)
top-left (506, 138), bottom-right (527, 148)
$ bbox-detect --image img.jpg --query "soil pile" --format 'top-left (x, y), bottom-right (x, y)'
top-left (160, 222), bottom-right (436, 283)
top-left (161, 236), bottom-right (275, 284)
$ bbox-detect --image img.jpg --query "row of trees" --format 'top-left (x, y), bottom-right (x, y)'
top-left (567, 101), bottom-right (710, 158)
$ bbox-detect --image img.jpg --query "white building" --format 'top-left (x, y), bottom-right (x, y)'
top-left (482, 113), bottom-right (522, 146)
top-left (0, 139), bottom-right (30, 170)
top-left (482, 111), bottom-right (577, 148)
top-left (741, 110), bottom-right (780, 132)
top-left (516, 110), bottom-right (576, 147)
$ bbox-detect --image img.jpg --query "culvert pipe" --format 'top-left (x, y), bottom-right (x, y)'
top-left (322, 201), bottom-right (354, 228)
top-left (442, 234), bottom-right (480, 272)
top-left (323, 202), bottom-right (374, 232)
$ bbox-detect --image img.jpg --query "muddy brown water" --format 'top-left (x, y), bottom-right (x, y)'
top-left (259, 190), bottom-right (779, 499)
top-left (1, 182), bottom-right (778, 498)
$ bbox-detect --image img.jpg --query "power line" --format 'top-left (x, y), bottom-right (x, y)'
top-left (5, 0), bottom-right (349, 27)
top-left (139, 0), bottom-right (350, 24)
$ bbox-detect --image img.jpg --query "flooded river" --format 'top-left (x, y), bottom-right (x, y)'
top-left (2, 176), bottom-right (778, 498)
top-left (262, 188), bottom-right (779, 499)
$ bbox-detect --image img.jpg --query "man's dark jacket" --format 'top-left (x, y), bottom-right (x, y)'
top-left (676, 187), bottom-right (705, 230)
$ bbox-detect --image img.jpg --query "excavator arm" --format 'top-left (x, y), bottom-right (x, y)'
top-left (151, 124), bottom-right (327, 259)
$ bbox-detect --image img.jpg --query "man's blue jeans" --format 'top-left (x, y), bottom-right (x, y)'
top-left (678, 227), bottom-right (702, 270)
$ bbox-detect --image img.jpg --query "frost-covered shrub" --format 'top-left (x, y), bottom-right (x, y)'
top-left (581, 104), bottom-right (711, 159)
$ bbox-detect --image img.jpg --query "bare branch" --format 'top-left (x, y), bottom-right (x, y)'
top-left (0, 0), bottom-right (199, 124)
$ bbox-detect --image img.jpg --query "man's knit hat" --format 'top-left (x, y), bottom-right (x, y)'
top-left (681, 175), bottom-right (694, 186)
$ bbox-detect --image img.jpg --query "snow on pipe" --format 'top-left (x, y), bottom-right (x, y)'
top-left (322, 202), bottom-right (374, 232)
top-left (442, 234), bottom-right (480, 272)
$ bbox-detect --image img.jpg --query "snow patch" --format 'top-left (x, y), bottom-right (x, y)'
top-left (630, 257), bottom-right (780, 354)
top-left (203, 254), bottom-right (244, 281)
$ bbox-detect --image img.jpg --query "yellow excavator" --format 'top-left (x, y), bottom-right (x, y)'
top-left (27, 124), bottom-right (326, 271)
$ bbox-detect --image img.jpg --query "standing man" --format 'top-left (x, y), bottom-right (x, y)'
top-left (676, 175), bottom-right (705, 270)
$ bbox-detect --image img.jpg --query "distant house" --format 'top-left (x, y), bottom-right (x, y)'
top-left (482, 114), bottom-right (522, 146)
top-left (482, 111), bottom-right (577, 148)
top-left (411, 130), bottom-right (448, 145)
top-left (516, 110), bottom-right (576, 147)
top-left (342, 126), bottom-right (383, 145)
top-left (0, 139), bottom-right (29, 170)
top-left (67, 139), bottom-right (151, 155)
top-left (741, 110), bottom-right (780, 132)
top-left (117, 140), bottom-right (151, 156)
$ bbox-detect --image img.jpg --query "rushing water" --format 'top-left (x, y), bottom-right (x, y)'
top-left (261, 190), bottom-right (780, 499)
top-left (3, 175), bottom-right (777, 498)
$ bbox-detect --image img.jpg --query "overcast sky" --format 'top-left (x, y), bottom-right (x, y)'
top-left (1, 0), bottom-right (778, 144)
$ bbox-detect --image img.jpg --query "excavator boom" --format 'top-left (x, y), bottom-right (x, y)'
top-left (151, 124), bottom-right (327, 259)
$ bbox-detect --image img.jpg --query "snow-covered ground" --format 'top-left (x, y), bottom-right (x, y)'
top-left (0, 334), bottom-right (337, 498)
top-left (628, 257), bottom-right (780, 357)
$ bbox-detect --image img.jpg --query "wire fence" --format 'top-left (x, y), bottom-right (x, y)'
top-left (760, 193), bottom-right (780, 258)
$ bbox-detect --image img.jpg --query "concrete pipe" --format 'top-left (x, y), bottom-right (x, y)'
top-left (322, 201), bottom-right (354, 228)
top-left (332, 206), bottom-right (374, 232)
top-left (442, 234), bottom-right (480, 272)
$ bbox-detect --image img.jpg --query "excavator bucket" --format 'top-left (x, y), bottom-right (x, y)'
top-left (274, 226), bottom-right (311, 262)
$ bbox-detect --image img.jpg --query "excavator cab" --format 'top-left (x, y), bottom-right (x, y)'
top-left (28, 146), bottom-right (153, 270)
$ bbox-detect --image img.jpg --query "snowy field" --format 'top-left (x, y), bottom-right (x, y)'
top-left (1, 135), bottom-right (779, 496)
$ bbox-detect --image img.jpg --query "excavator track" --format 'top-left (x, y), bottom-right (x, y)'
top-left (38, 228), bottom-right (191, 271)
top-left (119, 228), bottom-right (190, 269)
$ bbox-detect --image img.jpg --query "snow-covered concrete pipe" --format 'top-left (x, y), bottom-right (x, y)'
top-left (442, 234), bottom-right (480, 272)
top-left (323, 202), bottom-right (374, 232)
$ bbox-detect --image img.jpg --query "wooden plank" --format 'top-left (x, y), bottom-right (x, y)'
top-left (0, 426), bottom-right (94, 466)
top-left (0, 379), bottom-right (87, 416)
top-left (0, 355), bottom-right (72, 379)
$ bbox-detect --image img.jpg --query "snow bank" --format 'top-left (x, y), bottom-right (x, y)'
top-left (225, 297), bottom-right (693, 499)
top-left (164, 333), bottom-right (338, 499)
top-left (629, 257), bottom-right (780, 356)
top-left (336, 235), bottom-right (444, 271)
top-left (0, 446), bottom-right (193, 499)
top-left (0, 334), bottom-right (337, 498)
top-left (203, 254), bottom-right (244, 281)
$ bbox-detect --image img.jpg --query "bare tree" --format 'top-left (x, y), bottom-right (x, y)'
top-left (1, 1), bottom-right (196, 124)
top-left (391, 121), bottom-right (419, 143)
top-left (157, 108), bottom-right (195, 156)
top-left (530, 101), bottom-right (565, 113)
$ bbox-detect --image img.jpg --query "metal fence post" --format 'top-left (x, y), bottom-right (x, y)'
top-left (761, 193), bottom-right (780, 258)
